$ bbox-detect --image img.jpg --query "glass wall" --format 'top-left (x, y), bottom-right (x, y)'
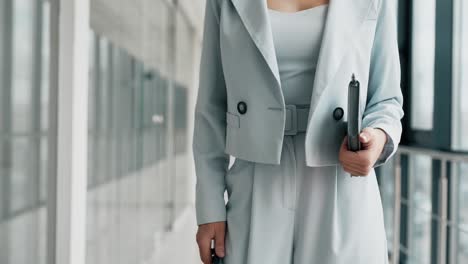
top-left (0, 0), bottom-right (199, 262)
top-left (406, 155), bottom-right (433, 263)
top-left (379, 151), bottom-right (468, 264)
top-left (85, 0), bottom-right (194, 263)
top-left (378, 1), bottom-right (467, 263)
top-left (410, 0), bottom-right (436, 130)
top-left (0, 0), bottom-right (51, 264)
top-left (451, 0), bottom-right (468, 262)
top-left (379, 154), bottom-right (434, 263)
top-left (172, 7), bottom-right (195, 220)
top-left (450, 162), bottom-right (468, 264)
top-left (453, 0), bottom-right (468, 150)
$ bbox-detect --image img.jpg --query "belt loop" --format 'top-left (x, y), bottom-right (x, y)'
top-left (284, 104), bottom-right (297, 135)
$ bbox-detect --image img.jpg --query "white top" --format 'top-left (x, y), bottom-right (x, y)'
top-left (268, 4), bottom-right (328, 105)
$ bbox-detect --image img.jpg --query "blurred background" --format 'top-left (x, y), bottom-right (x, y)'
top-left (0, 0), bottom-right (467, 263)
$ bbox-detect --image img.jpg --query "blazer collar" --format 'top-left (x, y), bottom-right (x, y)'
top-left (230, 0), bottom-right (374, 107)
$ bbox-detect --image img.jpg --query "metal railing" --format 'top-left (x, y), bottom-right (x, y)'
top-left (390, 145), bottom-right (468, 264)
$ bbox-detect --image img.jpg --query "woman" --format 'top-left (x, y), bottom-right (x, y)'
top-left (193, 0), bottom-right (404, 263)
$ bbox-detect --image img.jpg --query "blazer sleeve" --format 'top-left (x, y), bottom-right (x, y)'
top-left (192, 0), bottom-right (229, 226)
top-left (362, 0), bottom-right (405, 168)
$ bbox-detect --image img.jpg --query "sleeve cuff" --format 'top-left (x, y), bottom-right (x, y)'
top-left (373, 128), bottom-right (394, 167)
top-left (195, 185), bottom-right (227, 225)
top-left (366, 123), bottom-right (399, 168)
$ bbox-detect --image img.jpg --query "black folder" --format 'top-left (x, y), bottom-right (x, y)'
top-left (347, 74), bottom-right (361, 152)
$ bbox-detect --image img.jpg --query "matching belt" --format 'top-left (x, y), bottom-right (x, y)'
top-left (284, 104), bottom-right (310, 136)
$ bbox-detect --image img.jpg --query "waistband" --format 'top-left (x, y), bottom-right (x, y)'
top-left (284, 104), bottom-right (310, 136)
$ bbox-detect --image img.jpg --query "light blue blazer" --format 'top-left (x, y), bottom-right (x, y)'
top-left (192, 0), bottom-right (404, 225)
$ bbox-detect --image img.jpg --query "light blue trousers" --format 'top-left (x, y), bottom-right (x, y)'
top-left (221, 132), bottom-right (389, 264)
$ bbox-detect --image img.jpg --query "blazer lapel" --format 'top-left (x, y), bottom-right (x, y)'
top-left (308, 0), bottom-right (373, 119)
top-left (230, 0), bottom-right (373, 109)
top-left (230, 0), bottom-right (281, 87)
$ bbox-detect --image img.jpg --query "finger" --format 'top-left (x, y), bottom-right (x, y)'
top-left (339, 136), bottom-right (350, 163)
top-left (341, 149), bottom-right (367, 168)
top-left (343, 163), bottom-right (365, 174)
top-left (198, 237), bottom-right (212, 264)
top-left (359, 128), bottom-right (376, 149)
top-left (340, 135), bottom-right (374, 171)
top-left (340, 136), bottom-right (362, 163)
top-left (340, 135), bottom-right (349, 152)
top-left (214, 225), bottom-right (226, 257)
top-left (342, 164), bottom-right (364, 176)
top-left (354, 149), bottom-right (375, 168)
top-left (343, 162), bottom-right (370, 176)
top-left (343, 143), bottom-right (373, 164)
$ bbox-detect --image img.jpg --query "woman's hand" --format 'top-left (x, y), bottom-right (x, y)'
top-left (338, 127), bottom-right (388, 176)
top-left (196, 221), bottom-right (226, 264)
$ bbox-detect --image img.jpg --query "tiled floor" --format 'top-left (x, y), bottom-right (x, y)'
top-left (149, 206), bottom-right (200, 264)
top-left (148, 206), bottom-right (393, 264)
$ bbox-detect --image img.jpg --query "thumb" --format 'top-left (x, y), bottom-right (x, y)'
top-left (214, 224), bottom-right (226, 257)
top-left (359, 128), bottom-right (373, 144)
top-left (340, 135), bottom-right (347, 150)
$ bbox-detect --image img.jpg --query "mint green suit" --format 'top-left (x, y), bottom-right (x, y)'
top-left (192, 0), bottom-right (403, 262)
